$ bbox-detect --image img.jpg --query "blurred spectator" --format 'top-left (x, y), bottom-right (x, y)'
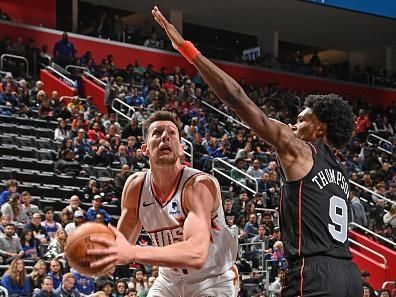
top-left (88, 122), bottom-right (107, 146)
top-left (0, 179), bottom-right (18, 206)
top-left (361, 270), bottom-right (376, 297)
top-left (54, 149), bottom-right (82, 176)
top-left (231, 158), bottom-right (247, 183)
top-left (114, 279), bottom-right (128, 297)
top-left (350, 191), bottom-right (368, 227)
top-left (24, 213), bottom-right (50, 244)
top-left (96, 278), bottom-right (114, 297)
top-left (355, 109), bottom-right (371, 141)
top-left (131, 148), bottom-right (150, 171)
top-left (72, 269), bottom-right (95, 296)
top-left (113, 145), bottom-right (132, 168)
top-left (271, 241), bottom-right (287, 270)
top-left (86, 195), bottom-right (111, 224)
top-left (53, 32), bottom-right (75, 68)
top-left (54, 272), bottom-right (81, 296)
top-left (20, 229), bottom-right (40, 261)
top-left (29, 260), bottom-right (48, 294)
top-left (1, 193), bottom-right (29, 225)
top-left (115, 165), bottom-right (132, 197)
top-left (45, 228), bottom-right (67, 260)
top-left (247, 159), bottom-right (264, 180)
top-left (0, 214), bottom-right (10, 233)
top-left (383, 205), bottom-right (396, 228)
top-left (0, 223), bottom-right (24, 264)
top-left (0, 258), bottom-right (30, 297)
top-left (104, 113), bottom-right (121, 135)
top-left (21, 191), bottom-right (40, 220)
top-left (73, 129), bottom-right (92, 162)
top-left (129, 268), bottom-right (147, 295)
top-left (243, 213), bottom-right (258, 238)
top-left (122, 119), bottom-right (143, 140)
top-left (54, 119), bottom-right (70, 141)
top-left (47, 259), bottom-right (63, 290)
top-left (143, 33), bottom-right (159, 48)
top-left (41, 207), bottom-right (62, 240)
top-left (32, 276), bottom-right (56, 297)
top-left (65, 210), bottom-right (86, 236)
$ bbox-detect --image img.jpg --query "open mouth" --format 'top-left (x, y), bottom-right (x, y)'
top-left (159, 145), bottom-right (172, 152)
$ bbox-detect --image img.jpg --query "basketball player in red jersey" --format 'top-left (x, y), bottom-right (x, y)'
top-left (88, 111), bottom-right (238, 296)
top-left (150, 6), bottom-right (362, 297)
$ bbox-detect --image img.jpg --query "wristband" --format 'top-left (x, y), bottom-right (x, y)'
top-left (177, 41), bottom-right (200, 64)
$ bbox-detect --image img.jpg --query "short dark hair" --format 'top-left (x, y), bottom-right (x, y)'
top-left (142, 111), bottom-right (181, 141)
top-left (304, 94), bottom-right (355, 148)
top-left (43, 206), bottom-right (54, 213)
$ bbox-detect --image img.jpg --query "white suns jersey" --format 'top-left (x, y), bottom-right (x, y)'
top-left (137, 166), bottom-right (237, 281)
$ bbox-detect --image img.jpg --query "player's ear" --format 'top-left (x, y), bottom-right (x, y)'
top-left (316, 122), bottom-right (327, 137)
top-left (178, 143), bottom-right (184, 157)
top-left (141, 144), bottom-right (149, 156)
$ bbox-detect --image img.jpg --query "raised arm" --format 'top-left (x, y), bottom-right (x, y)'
top-left (152, 7), bottom-right (302, 156)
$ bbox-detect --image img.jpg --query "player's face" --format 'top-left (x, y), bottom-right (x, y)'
top-left (143, 121), bottom-right (183, 166)
top-left (291, 108), bottom-right (325, 142)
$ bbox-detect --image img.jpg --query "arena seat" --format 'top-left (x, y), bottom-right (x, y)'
top-left (15, 136), bottom-right (34, 148)
top-left (0, 134), bottom-right (15, 146)
top-left (93, 167), bottom-right (113, 179)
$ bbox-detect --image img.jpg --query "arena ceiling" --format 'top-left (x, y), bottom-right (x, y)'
top-left (82, 0), bottom-right (396, 52)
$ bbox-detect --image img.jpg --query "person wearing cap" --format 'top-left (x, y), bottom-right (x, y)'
top-left (65, 210), bottom-right (86, 236)
top-left (361, 270), bottom-right (376, 297)
top-left (163, 75), bottom-right (177, 94)
top-left (86, 196), bottom-right (111, 224)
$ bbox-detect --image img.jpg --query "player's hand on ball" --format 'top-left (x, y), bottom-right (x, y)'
top-left (152, 6), bottom-right (184, 49)
top-left (87, 225), bottom-right (136, 269)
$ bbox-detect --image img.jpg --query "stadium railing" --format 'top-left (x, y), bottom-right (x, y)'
top-left (349, 222), bottom-right (396, 249)
top-left (0, 53), bottom-right (29, 78)
top-left (367, 133), bottom-right (393, 155)
top-left (349, 238), bottom-right (388, 267)
top-left (349, 180), bottom-right (396, 207)
top-left (212, 157), bottom-right (258, 195)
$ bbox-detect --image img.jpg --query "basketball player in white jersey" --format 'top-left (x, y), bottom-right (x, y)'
top-left (88, 111), bottom-right (238, 297)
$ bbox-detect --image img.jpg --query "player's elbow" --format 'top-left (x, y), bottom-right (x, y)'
top-left (188, 242), bottom-right (208, 270)
top-left (190, 252), bottom-right (207, 270)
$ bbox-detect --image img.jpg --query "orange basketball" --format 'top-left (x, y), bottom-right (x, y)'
top-left (65, 222), bottom-right (115, 276)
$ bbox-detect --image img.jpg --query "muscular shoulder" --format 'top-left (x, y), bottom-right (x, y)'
top-left (183, 173), bottom-right (220, 213)
top-left (121, 171), bottom-right (146, 209)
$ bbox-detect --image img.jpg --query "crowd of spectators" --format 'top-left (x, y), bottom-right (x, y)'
top-left (0, 29), bottom-right (395, 296)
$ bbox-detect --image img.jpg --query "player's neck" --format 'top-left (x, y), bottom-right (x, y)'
top-left (151, 164), bottom-right (183, 199)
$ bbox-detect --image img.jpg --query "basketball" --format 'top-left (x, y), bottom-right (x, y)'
top-left (65, 222), bottom-right (115, 276)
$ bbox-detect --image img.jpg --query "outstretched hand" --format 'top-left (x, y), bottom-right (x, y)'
top-left (87, 224), bottom-right (135, 273)
top-left (152, 6), bottom-right (185, 49)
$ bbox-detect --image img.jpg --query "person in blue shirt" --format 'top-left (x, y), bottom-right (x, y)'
top-left (0, 258), bottom-right (30, 297)
top-left (86, 195), bottom-right (111, 223)
top-left (72, 269), bottom-right (95, 296)
top-left (47, 259), bottom-right (63, 289)
top-left (0, 179), bottom-right (18, 206)
top-left (53, 32), bottom-right (75, 67)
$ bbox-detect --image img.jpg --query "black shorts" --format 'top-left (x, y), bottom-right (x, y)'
top-left (282, 256), bottom-right (363, 297)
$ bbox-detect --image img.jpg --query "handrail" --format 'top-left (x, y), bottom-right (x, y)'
top-left (367, 133), bottom-right (393, 155)
top-left (65, 65), bottom-right (89, 73)
top-left (200, 100), bottom-right (250, 129)
top-left (0, 54), bottom-right (29, 78)
top-left (382, 281), bottom-right (396, 289)
top-left (83, 71), bottom-right (106, 87)
top-left (256, 208), bottom-right (280, 226)
top-left (212, 157), bottom-right (258, 194)
top-left (45, 65), bottom-right (76, 87)
top-left (40, 53), bottom-right (52, 65)
top-left (181, 137), bottom-right (194, 168)
top-left (349, 238), bottom-right (388, 267)
top-left (349, 180), bottom-right (396, 206)
top-left (349, 222), bottom-right (396, 247)
top-left (111, 98), bottom-right (136, 120)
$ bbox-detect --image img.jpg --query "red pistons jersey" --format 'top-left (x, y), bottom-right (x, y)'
top-left (137, 166), bottom-right (237, 280)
